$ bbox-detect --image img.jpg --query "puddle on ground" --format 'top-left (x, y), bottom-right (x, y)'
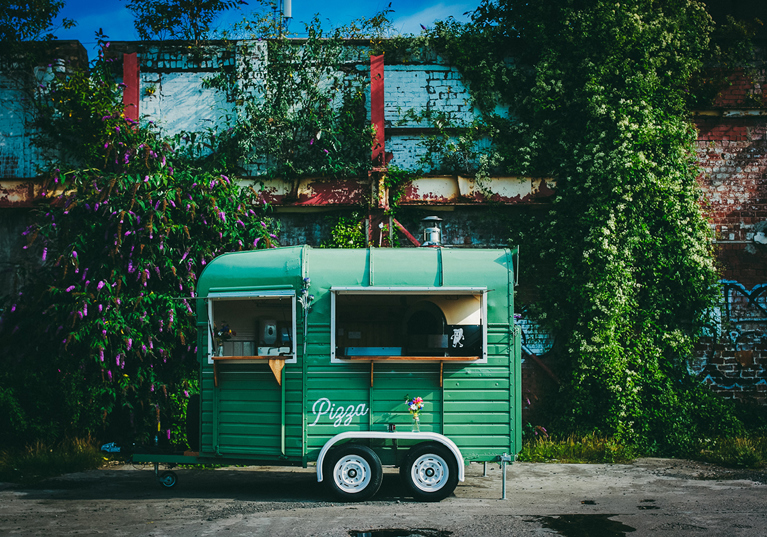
top-left (350, 530), bottom-right (452, 537)
top-left (533, 515), bottom-right (636, 536)
top-left (637, 505), bottom-right (660, 510)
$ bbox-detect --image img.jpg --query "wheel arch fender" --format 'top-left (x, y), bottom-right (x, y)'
top-left (316, 431), bottom-right (464, 483)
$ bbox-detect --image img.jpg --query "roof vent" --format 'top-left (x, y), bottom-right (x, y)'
top-left (421, 216), bottom-right (443, 247)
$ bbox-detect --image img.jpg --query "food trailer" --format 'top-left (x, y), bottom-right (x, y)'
top-left (133, 245), bottom-right (521, 501)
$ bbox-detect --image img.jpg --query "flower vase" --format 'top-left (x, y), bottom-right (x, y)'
top-left (412, 416), bottom-right (421, 432)
top-left (218, 345), bottom-right (224, 356)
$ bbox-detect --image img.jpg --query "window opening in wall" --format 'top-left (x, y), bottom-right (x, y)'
top-left (331, 287), bottom-right (487, 363)
top-left (207, 292), bottom-right (297, 365)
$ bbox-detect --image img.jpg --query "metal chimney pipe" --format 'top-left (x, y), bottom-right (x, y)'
top-left (421, 216), bottom-right (443, 247)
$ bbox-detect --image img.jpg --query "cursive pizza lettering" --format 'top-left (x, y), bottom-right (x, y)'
top-left (309, 397), bottom-right (369, 427)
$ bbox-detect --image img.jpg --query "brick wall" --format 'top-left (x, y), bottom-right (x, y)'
top-left (694, 109), bottom-right (767, 404)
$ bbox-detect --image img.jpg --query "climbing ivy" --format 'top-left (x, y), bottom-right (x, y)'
top-left (321, 211), bottom-right (368, 248)
top-left (205, 13), bottom-right (375, 181)
top-left (424, 0), bottom-right (755, 453)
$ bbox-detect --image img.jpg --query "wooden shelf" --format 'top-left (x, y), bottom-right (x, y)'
top-left (212, 355), bottom-right (291, 387)
top-left (212, 355), bottom-right (290, 361)
top-left (341, 355), bottom-right (480, 387)
top-left (343, 355), bottom-right (479, 361)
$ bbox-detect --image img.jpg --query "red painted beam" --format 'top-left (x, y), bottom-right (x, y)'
top-left (258, 178), bottom-right (367, 206)
top-left (123, 53), bottom-right (139, 122)
top-left (392, 218), bottom-right (421, 247)
top-left (370, 54), bottom-right (385, 167)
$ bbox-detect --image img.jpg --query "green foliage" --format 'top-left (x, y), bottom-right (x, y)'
top-left (168, 379), bottom-right (198, 449)
top-left (687, 15), bottom-right (763, 108)
top-left (426, 0), bottom-right (755, 455)
top-left (335, 2), bottom-right (396, 41)
top-left (1, 9), bottom-right (389, 445)
top-left (0, 436), bottom-right (104, 483)
top-left (0, 0), bottom-right (75, 45)
top-left (383, 165), bottom-right (418, 209)
top-left (696, 437), bottom-right (767, 469)
top-left (206, 15), bottom-right (375, 180)
top-left (0, 38), bottom-right (280, 446)
top-left (124, 0), bottom-right (246, 42)
top-left (31, 39), bottom-right (126, 166)
top-left (0, 0), bottom-right (77, 72)
top-left (518, 432), bottom-right (636, 464)
top-left (321, 212), bottom-right (367, 248)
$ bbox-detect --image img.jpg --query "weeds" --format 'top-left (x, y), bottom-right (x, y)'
top-left (695, 437), bottom-right (767, 469)
top-left (518, 433), bottom-right (636, 464)
top-left (0, 436), bottom-right (104, 483)
top-left (517, 431), bottom-right (767, 469)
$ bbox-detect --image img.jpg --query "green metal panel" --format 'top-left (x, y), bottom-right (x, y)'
top-left (195, 246), bottom-right (520, 465)
top-left (514, 325), bottom-right (522, 454)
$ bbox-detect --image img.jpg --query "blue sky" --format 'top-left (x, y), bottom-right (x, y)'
top-left (53, 0), bottom-right (481, 49)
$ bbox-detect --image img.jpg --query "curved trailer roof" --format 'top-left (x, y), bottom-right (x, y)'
top-left (198, 246), bottom-right (515, 291)
top-left (197, 246), bottom-right (516, 322)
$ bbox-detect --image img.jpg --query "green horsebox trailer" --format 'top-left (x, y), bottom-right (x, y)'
top-left (133, 245), bottom-right (522, 501)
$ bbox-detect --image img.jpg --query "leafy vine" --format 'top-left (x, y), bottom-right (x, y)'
top-left (422, 0), bottom-right (757, 453)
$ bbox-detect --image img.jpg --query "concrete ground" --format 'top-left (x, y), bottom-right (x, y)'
top-left (0, 458), bottom-right (765, 536)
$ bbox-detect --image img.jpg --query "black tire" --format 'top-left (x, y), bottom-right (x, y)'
top-left (401, 442), bottom-right (459, 502)
top-left (186, 394), bottom-right (200, 452)
top-left (159, 471), bottom-right (177, 488)
top-left (324, 444), bottom-right (383, 501)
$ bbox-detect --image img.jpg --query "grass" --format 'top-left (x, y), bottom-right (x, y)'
top-left (518, 431), bottom-right (767, 469)
top-left (0, 436), bottom-right (105, 484)
top-left (695, 437), bottom-right (767, 469)
top-left (517, 432), bottom-right (636, 464)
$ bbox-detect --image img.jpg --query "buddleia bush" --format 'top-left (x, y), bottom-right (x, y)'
top-left (0, 39), bottom-right (279, 446)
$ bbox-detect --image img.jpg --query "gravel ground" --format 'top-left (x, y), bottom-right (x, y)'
top-left (1, 458), bottom-right (765, 536)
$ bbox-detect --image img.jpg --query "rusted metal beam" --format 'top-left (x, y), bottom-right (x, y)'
top-left (392, 218), bottom-right (421, 247)
top-left (401, 176), bottom-right (556, 205)
top-left (0, 180), bottom-right (68, 208)
top-left (1, 175), bottom-right (557, 209)
top-left (257, 178), bottom-right (367, 207)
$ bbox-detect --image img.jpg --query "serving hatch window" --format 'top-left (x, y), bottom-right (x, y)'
top-left (207, 291), bottom-right (297, 364)
top-left (330, 287), bottom-right (487, 363)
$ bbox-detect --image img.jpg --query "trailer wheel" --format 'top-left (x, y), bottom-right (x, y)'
top-left (401, 442), bottom-right (458, 502)
top-left (324, 444), bottom-right (382, 501)
top-left (158, 471), bottom-right (178, 488)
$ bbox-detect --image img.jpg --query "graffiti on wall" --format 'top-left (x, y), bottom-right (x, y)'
top-left (515, 310), bottom-right (555, 360)
top-left (694, 280), bottom-right (767, 395)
